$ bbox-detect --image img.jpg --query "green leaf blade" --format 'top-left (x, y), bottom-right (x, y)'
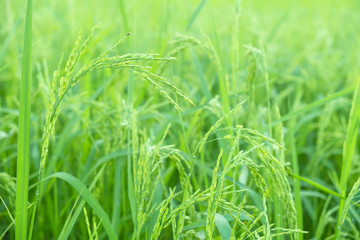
top-left (15, 0), bottom-right (33, 239)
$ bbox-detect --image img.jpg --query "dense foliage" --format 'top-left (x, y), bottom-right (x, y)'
top-left (1, 0), bottom-right (360, 239)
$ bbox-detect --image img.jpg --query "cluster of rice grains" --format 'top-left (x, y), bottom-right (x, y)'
top-left (36, 27), bottom-right (302, 240)
top-left (32, 26), bottom-right (196, 239)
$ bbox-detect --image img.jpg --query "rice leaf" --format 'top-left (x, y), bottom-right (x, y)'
top-left (15, 0), bottom-right (32, 239)
top-left (48, 172), bottom-right (117, 240)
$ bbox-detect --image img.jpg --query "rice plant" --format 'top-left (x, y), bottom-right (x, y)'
top-left (1, 0), bottom-right (360, 239)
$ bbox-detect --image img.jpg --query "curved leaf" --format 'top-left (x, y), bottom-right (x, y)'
top-left (215, 213), bottom-right (232, 240)
top-left (47, 172), bottom-right (117, 240)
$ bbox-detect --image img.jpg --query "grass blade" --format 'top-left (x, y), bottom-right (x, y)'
top-left (289, 173), bottom-right (343, 199)
top-left (272, 86), bottom-right (355, 125)
top-left (335, 79), bottom-right (360, 239)
top-left (214, 213), bottom-right (232, 240)
top-left (57, 165), bottom-right (107, 240)
top-left (48, 172), bottom-right (118, 240)
top-left (186, 0), bottom-right (207, 31)
top-left (15, 0), bottom-right (32, 239)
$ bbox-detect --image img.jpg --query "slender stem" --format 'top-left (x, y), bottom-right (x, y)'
top-left (289, 120), bottom-right (303, 240)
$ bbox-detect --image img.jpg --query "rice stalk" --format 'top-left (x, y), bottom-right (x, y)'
top-left (206, 148), bottom-right (223, 239)
top-left (83, 207), bottom-right (93, 240)
top-left (337, 177), bottom-right (360, 236)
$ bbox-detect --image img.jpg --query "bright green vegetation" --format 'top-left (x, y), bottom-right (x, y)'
top-left (1, 0), bottom-right (360, 239)
top-left (15, 0), bottom-right (32, 239)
